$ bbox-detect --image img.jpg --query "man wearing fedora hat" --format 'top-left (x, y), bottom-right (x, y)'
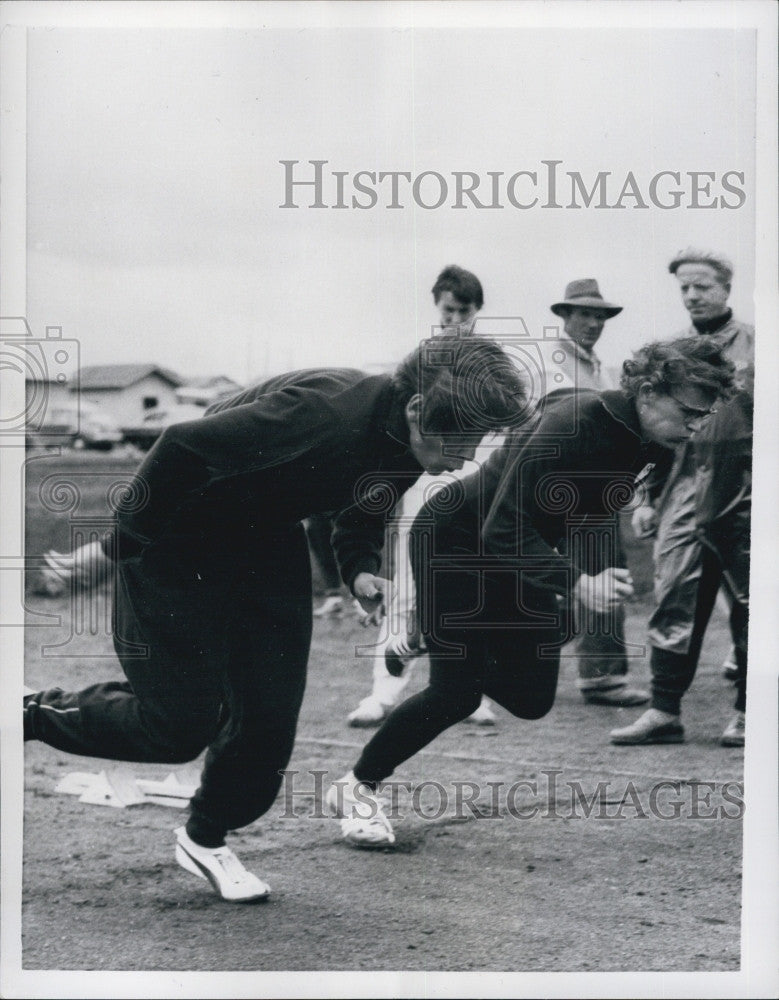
top-left (547, 278), bottom-right (623, 390)
top-left (545, 278), bottom-right (649, 707)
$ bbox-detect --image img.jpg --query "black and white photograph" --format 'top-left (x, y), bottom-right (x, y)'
top-left (1, 1), bottom-right (777, 997)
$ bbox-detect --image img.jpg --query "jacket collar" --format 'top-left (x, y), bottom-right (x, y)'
top-left (560, 334), bottom-right (603, 372)
top-left (691, 308), bottom-right (733, 336)
top-left (599, 390), bottom-right (643, 440)
top-left (377, 378), bottom-right (414, 456)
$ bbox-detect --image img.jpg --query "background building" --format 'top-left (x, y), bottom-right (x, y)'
top-left (75, 364), bottom-right (184, 427)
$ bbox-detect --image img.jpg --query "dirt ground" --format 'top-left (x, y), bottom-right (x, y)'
top-left (21, 452), bottom-right (744, 974)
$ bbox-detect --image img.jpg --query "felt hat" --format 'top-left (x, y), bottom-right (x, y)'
top-left (550, 278), bottom-right (623, 318)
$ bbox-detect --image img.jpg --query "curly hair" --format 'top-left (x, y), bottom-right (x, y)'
top-left (620, 337), bottom-right (736, 400)
top-left (393, 333), bottom-right (528, 434)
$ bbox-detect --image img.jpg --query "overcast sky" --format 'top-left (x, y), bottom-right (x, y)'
top-left (23, 19), bottom-right (757, 384)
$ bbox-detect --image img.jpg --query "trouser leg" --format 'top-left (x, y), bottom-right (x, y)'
top-left (728, 598), bottom-right (748, 714)
top-left (306, 513), bottom-right (341, 595)
top-left (481, 600), bottom-right (561, 720)
top-left (647, 460), bottom-right (702, 657)
top-left (571, 524), bottom-right (629, 689)
top-left (716, 524), bottom-right (750, 714)
top-left (354, 503), bottom-right (560, 784)
top-left (25, 546), bottom-right (230, 763)
top-left (354, 585), bottom-right (561, 784)
top-left (353, 566), bottom-right (485, 782)
top-left (650, 546), bottom-right (722, 714)
top-left (574, 604), bottom-right (628, 689)
top-left (188, 525), bottom-right (313, 836)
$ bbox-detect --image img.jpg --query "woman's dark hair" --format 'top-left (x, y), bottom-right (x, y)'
top-left (393, 333), bottom-right (527, 434)
top-left (620, 337), bottom-right (736, 399)
top-left (431, 265), bottom-right (484, 310)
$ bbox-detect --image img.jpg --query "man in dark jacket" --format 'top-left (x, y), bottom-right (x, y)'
top-left (612, 362), bottom-right (753, 747)
top-left (612, 249), bottom-right (753, 747)
top-left (24, 334), bottom-right (526, 901)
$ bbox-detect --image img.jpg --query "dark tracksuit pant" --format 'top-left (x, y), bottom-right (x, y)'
top-left (25, 524), bottom-right (313, 841)
top-left (354, 494), bottom-right (562, 784)
top-left (563, 528), bottom-right (629, 687)
top-left (305, 512), bottom-right (342, 596)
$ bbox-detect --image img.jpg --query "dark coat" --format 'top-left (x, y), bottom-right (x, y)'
top-left (478, 389), bottom-right (668, 596)
top-left (104, 368), bottom-right (423, 589)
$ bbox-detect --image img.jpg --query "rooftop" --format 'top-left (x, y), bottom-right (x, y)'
top-left (76, 364), bottom-right (184, 390)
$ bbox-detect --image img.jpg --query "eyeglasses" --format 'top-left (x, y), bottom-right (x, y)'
top-left (666, 390), bottom-right (718, 421)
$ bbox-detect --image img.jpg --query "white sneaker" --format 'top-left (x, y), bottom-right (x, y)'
top-left (463, 697), bottom-right (497, 726)
top-left (174, 827), bottom-right (270, 902)
top-left (347, 695), bottom-right (389, 728)
top-left (325, 772), bottom-right (395, 848)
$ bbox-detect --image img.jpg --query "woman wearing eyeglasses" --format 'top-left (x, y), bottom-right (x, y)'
top-left (326, 336), bottom-right (736, 847)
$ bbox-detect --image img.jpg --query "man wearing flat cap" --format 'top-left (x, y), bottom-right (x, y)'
top-left (613, 248), bottom-right (754, 747)
top-left (542, 278), bottom-right (650, 707)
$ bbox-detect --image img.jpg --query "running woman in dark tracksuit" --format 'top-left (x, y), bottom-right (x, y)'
top-left (24, 334), bottom-right (526, 902)
top-left (326, 337), bottom-right (735, 848)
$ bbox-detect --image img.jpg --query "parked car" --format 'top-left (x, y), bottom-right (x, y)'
top-left (26, 401), bottom-right (124, 451)
top-left (120, 403), bottom-right (207, 451)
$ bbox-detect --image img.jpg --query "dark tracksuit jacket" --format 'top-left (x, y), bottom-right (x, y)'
top-left (480, 388), bottom-right (663, 597)
top-left (355, 389), bottom-right (668, 783)
top-left (26, 368), bottom-right (424, 833)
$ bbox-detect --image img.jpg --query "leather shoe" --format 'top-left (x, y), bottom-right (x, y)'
top-left (610, 708), bottom-right (685, 745)
top-left (583, 686), bottom-right (650, 707)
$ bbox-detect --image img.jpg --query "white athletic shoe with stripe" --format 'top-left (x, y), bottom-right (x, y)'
top-left (326, 771), bottom-right (396, 848)
top-left (174, 827), bottom-right (270, 902)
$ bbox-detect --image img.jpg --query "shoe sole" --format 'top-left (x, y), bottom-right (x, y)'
top-left (343, 835), bottom-right (395, 850)
top-left (720, 738), bottom-right (745, 748)
top-left (587, 699), bottom-right (651, 708)
top-left (584, 694), bottom-right (651, 707)
top-left (610, 731), bottom-right (685, 745)
top-left (175, 844), bottom-right (270, 903)
top-left (347, 716), bottom-right (385, 728)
